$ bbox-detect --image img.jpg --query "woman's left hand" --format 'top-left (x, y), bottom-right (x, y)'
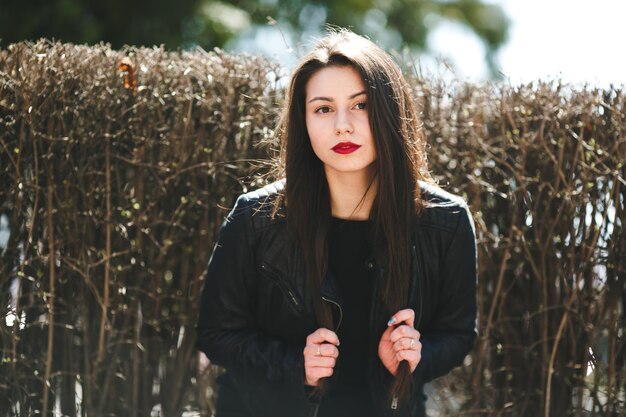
top-left (377, 308), bottom-right (422, 376)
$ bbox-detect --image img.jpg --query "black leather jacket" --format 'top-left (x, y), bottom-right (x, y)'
top-left (196, 180), bottom-right (477, 417)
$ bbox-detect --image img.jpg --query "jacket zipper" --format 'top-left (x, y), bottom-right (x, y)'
top-left (387, 246), bottom-right (420, 412)
top-left (308, 280), bottom-right (343, 417)
top-left (287, 288), bottom-right (300, 307)
top-left (312, 297), bottom-right (342, 417)
top-left (260, 262), bottom-right (301, 310)
top-left (369, 262), bottom-right (395, 412)
top-left (321, 296), bottom-right (343, 331)
top-left (412, 244), bottom-right (423, 329)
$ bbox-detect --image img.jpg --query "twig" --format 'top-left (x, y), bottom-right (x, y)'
top-left (544, 286), bottom-right (577, 417)
top-left (97, 127), bottom-right (111, 363)
top-left (42, 182), bottom-right (55, 417)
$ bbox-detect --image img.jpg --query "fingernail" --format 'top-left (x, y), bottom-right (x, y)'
top-left (387, 317), bottom-right (396, 326)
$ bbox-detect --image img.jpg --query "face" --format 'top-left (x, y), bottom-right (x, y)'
top-left (305, 65), bottom-right (377, 182)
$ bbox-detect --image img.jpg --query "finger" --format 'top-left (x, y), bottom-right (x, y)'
top-left (306, 367), bottom-right (334, 384)
top-left (304, 356), bottom-right (336, 368)
top-left (387, 309), bottom-right (415, 328)
top-left (306, 328), bottom-right (340, 346)
top-left (392, 337), bottom-right (416, 352)
top-left (303, 344), bottom-right (319, 358)
top-left (393, 337), bottom-right (421, 352)
top-left (389, 325), bottom-right (419, 343)
top-left (303, 343), bottom-right (340, 359)
top-left (319, 344), bottom-right (340, 358)
top-left (395, 348), bottom-right (421, 365)
top-left (396, 350), bottom-right (421, 372)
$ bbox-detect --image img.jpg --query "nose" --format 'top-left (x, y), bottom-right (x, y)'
top-left (334, 109), bottom-right (354, 135)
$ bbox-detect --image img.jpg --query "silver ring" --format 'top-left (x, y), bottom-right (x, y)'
top-left (409, 339), bottom-right (415, 350)
top-left (316, 345), bottom-right (321, 356)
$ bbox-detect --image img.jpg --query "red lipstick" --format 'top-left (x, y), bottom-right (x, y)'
top-left (332, 142), bottom-right (361, 154)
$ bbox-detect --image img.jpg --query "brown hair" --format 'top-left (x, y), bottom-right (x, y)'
top-left (274, 29), bottom-right (431, 404)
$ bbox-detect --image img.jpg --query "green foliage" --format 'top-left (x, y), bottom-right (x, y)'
top-left (0, 0), bottom-right (200, 47)
top-left (0, 0), bottom-right (509, 75)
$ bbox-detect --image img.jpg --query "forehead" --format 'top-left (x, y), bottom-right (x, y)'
top-left (305, 65), bottom-right (366, 97)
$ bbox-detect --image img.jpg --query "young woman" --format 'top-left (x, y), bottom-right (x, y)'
top-left (196, 29), bottom-right (477, 417)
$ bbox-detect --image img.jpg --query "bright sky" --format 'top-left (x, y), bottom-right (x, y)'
top-left (428, 0), bottom-right (626, 86)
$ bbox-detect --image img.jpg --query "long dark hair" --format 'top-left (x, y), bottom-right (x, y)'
top-left (274, 29), bottom-right (431, 404)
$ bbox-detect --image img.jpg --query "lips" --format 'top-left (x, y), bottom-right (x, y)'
top-left (332, 142), bottom-right (361, 154)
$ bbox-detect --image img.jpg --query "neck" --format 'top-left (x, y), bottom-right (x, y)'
top-left (325, 168), bottom-right (378, 220)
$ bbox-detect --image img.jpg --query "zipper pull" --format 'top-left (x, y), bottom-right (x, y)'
top-left (391, 394), bottom-right (398, 410)
top-left (287, 289), bottom-right (299, 306)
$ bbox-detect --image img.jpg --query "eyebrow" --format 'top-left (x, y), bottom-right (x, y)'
top-left (307, 90), bottom-right (367, 104)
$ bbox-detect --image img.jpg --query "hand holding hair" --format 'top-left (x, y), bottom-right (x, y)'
top-left (378, 308), bottom-right (422, 376)
top-left (303, 328), bottom-right (340, 386)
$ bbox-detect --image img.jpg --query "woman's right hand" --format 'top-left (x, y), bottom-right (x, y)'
top-left (303, 328), bottom-right (340, 386)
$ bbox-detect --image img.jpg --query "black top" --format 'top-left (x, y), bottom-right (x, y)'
top-left (318, 217), bottom-right (377, 417)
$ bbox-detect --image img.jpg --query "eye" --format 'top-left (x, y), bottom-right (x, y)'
top-left (354, 102), bottom-right (368, 110)
top-left (314, 106), bottom-right (332, 114)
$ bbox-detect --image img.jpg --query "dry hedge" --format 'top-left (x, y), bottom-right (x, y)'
top-left (0, 41), bottom-right (624, 417)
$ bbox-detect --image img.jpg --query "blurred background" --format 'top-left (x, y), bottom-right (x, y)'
top-left (2, 0), bottom-right (625, 86)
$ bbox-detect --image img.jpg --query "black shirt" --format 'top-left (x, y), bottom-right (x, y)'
top-left (318, 217), bottom-right (377, 417)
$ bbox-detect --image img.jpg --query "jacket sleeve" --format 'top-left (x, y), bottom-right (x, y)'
top-left (195, 194), bottom-right (305, 384)
top-left (414, 202), bottom-right (478, 384)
